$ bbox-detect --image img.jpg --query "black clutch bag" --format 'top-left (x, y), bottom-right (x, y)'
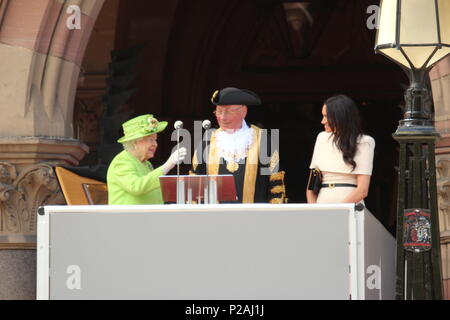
top-left (307, 168), bottom-right (322, 194)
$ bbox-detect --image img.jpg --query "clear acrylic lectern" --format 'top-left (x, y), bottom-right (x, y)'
top-left (159, 175), bottom-right (237, 204)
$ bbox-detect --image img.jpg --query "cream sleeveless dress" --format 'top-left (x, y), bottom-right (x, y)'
top-left (309, 132), bottom-right (375, 204)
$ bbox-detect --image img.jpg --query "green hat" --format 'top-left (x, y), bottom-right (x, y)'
top-left (117, 114), bottom-right (168, 143)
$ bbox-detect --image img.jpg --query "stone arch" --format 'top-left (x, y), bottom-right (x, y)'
top-left (0, 0), bottom-right (105, 138)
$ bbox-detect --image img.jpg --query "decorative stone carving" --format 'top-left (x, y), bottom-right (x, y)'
top-left (74, 85), bottom-right (106, 145)
top-left (436, 158), bottom-right (450, 232)
top-left (435, 156), bottom-right (450, 299)
top-left (0, 162), bottom-right (64, 247)
top-left (0, 137), bottom-right (87, 249)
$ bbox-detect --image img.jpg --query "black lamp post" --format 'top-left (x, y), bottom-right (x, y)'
top-left (375, 0), bottom-right (450, 299)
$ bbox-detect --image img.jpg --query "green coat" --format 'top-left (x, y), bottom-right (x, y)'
top-left (107, 150), bottom-right (164, 205)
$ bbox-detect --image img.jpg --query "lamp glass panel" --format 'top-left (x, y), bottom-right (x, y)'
top-left (402, 46), bottom-right (437, 69)
top-left (427, 48), bottom-right (450, 68)
top-left (379, 48), bottom-right (410, 68)
top-left (400, 0), bottom-right (438, 44)
top-left (438, 0), bottom-right (450, 44)
top-left (375, 0), bottom-right (398, 47)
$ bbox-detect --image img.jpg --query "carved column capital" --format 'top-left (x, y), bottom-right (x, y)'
top-left (0, 162), bottom-right (64, 248)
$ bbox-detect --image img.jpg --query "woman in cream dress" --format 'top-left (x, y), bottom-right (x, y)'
top-left (306, 95), bottom-right (375, 205)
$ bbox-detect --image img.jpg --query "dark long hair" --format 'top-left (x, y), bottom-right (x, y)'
top-left (324, 94), bottom-right (364, 171)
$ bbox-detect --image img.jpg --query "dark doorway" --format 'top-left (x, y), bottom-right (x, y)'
top-left (78, 0), bottom-right (408, 234)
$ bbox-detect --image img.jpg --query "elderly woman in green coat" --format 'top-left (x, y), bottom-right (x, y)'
top-left (107, 114), bottom-right (186, 205)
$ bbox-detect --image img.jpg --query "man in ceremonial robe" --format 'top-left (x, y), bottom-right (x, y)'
top-left (191, 87), bottom-right (287, 204)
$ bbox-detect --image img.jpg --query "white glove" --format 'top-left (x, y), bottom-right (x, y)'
top-left (168, 147), bottom-right (187, 166)
top-left (162, 147), bottom-right (187, 174)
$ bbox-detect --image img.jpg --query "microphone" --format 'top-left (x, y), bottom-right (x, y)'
top-left (174, 120), bottom-right (183, 130)
top-left (202, 119), bottom-right (211, 130)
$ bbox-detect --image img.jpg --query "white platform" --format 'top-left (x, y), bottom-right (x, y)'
top-left (36, 203), bottom-right (395, 300)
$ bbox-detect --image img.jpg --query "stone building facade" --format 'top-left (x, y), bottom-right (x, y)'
top-left (431, 58), bottom-right (450, 299)
top-left (0, 0), bottom-right (104, 299)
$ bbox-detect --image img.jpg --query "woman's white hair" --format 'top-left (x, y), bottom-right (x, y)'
top-left (122, 139), bottom-right (137, 152)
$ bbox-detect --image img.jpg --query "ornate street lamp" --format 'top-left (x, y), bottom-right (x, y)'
top-left (375, 0), bottom-right (450, 299)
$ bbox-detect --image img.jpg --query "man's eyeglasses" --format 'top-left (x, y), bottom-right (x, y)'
top-left (213, 107), bottom-right (243, 116)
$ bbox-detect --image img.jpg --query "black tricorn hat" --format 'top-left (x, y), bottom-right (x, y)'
top-left (211, 87), bottom-right (262, 106)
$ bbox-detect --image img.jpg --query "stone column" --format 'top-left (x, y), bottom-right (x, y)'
top-left (430, 56), bottom-right (450, 300)
top-left (0, 0), bottom-right (105, 299)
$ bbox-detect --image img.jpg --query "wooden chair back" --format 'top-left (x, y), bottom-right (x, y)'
top-left (55, 167), bottom-right (108, 205)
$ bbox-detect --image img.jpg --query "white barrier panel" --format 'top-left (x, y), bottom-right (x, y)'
top-left (36, 204), bottom-right (395, 300)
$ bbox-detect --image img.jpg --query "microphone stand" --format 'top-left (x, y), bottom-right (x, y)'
top-left (175, 122), bottom-right (184, 204)
top-left (203, 121), bottom-right (213, 204)
top-left (177, 128), bottom-right (180, 178)
top-left (204, 127), bottom-right (209, 204)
